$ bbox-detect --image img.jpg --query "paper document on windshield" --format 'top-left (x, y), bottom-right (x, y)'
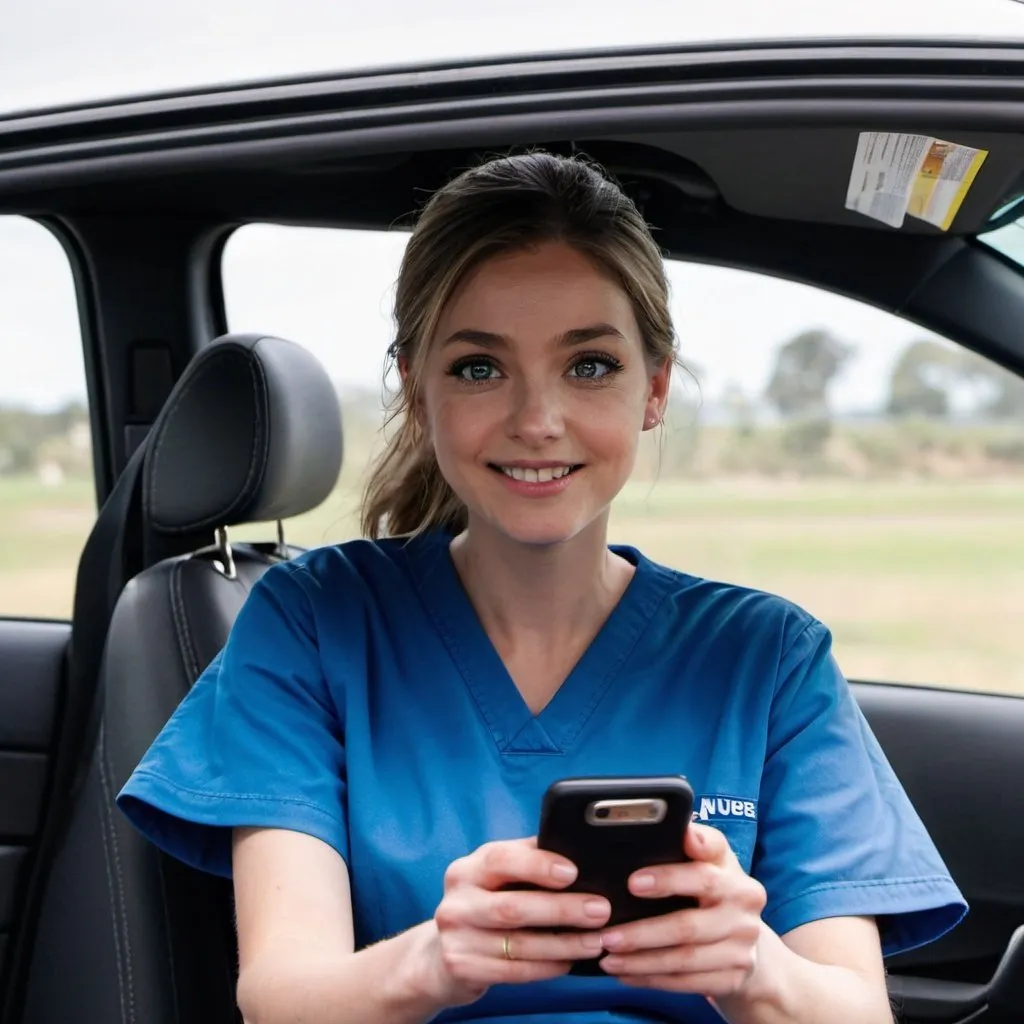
top-left (845, 132), bottom-right (988, 230)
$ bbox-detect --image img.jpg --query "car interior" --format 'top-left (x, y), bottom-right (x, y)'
top-left (1, 37), bottom-right (1024, 1024)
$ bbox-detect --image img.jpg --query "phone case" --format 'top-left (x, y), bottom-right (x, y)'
top-left (536, 775), bottom-right (696, 976)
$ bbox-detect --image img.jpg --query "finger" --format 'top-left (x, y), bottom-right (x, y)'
top-left (601, 938), bottom-right (757, 980)
top-left (492, 927), bottom-right (605, 963)
top-left (626, 861), bottom-right (765, 911)
top-left (615, 968), bottom-right (755, 999)
top-left (600, 904), bottom-right (738, 954)
top-left (440, 886), bottom-right (612, 932)
top-left (684, 823), bottom-right (734, 864)
top-left (446, 839), bottom-right (579, 892)
top-left (440, 948), bottom-right (573, 988)
top-left (627, 860), bottom-right (727, 903)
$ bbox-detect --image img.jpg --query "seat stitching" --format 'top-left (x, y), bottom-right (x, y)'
top-left (170, 563), bottom-right (201, 680)
top-left (153, 852), bottom-right (183, 1024)
top-left (99, 722), bottom-right (137, 1024)
top-left (96, 722), bottom-right (130, 1024)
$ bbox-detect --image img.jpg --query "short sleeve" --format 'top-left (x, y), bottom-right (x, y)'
top-left (752, 620), bottom-right (967, 957)
top-left (116, 562), bottom-right (348, 878)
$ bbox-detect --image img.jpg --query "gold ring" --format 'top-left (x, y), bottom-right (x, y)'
top-left (501, 934), bottom-right (514, 960)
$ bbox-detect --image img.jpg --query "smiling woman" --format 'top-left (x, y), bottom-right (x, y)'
top-left (359, 154), bottom-right (677, 543)
top-left (118, 151), bottom-right (964, 1024)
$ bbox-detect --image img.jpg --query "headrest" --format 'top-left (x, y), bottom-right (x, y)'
top-left (142, 333), bottom-right (343, 534)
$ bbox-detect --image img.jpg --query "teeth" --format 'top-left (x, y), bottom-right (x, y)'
top-left (501, 465), bottom-right (573, 482)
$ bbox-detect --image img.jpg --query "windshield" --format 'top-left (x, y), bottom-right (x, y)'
top-left (981, 198), bottom-right (1024, 264)
top-left (4, 0), bottom-right (1024, 117)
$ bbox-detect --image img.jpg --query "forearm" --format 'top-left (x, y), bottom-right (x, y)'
top-left (238, 920), bottom-right (450, 1024)
top-left (713, 923), bottom-right (893, 1024)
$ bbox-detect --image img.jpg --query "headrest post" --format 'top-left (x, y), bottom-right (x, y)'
top-left (276, 520), bottom-right (288, 560)
top-left (213, 526), bottom-right (237, 580)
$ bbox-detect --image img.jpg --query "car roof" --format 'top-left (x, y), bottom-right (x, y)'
top-left (4, 0), bottom-right (1024, 116)
top-left (4, 39), bottom-right (1024, 242)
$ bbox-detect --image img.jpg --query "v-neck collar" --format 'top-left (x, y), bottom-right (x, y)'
top-left (405, 531), bottom-right (673, 756)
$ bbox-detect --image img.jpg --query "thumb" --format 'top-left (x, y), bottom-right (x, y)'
top-left (684, 821), bottom-right (730, 863)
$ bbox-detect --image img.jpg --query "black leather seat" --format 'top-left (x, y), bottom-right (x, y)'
top-left (11, 333), bottom-right (343, 1024)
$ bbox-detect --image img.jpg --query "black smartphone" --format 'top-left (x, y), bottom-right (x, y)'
top-left (534, 775), bottom-right (696, 976)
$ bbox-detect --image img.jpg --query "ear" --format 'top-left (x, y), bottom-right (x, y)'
top-left (642, 357), bottom-right (672, 431)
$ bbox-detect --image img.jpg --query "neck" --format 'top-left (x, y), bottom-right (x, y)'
top-left (448, 515), bottom-right (634, 649)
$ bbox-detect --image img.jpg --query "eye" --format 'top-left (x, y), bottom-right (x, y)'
top-left (568, 354), bottom-right (622, 380)
top-left (449, 357), bottom-right (501, 382)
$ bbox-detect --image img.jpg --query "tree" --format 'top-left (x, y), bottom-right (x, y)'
top-left (721, 381), bottom-right (755, 436)
top-left (764, 330), bottom-right (854, 420)
top-left (887, 340), bottom-right (959, 418)
top-left (888, 340), bottom-right (1024, 420)
top-left (957, 350), bottom-right (1024, 420)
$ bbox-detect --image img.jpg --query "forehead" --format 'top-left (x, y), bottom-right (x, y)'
top-left (436, 242), bottom-right (638, 336)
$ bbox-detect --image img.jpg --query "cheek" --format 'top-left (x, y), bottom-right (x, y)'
top-left (574, 389), bottom-right (646, 456)
top-left (427, 393), bottom-right (493, 461)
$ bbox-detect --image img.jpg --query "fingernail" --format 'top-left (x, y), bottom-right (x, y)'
top-left (601, 956), bottom-right (623, 972)
top-left (551, 863), bottom-right (577, 882)
top-left (601, 930), bottom-right (624, 950)
top-left (581, 933), bottom-right (604, 951)
top-left (631, 872), bottom-right (655, 892)
top-left (584, 898), bottom-right (611, 918)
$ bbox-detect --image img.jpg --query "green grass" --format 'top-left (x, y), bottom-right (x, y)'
top-left (1, 473), bottom-right (1022, 697)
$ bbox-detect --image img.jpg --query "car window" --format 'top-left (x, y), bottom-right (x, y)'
top-left (0, 216), bottom-right (92, 620)
top-left (221, 223), bottom-right (1024, 697)
top-left (980, 207), bottom-right (1024, 265)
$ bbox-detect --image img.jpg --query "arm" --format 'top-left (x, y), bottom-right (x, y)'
top-left (233, 827), bottom-right (612, 1024)
top-left (596, 824), bottom-right (893, 1024)
top-left (233, 827), bottom-right (446, 1024)
top-left (713, 915), bottom-right (893, 1024)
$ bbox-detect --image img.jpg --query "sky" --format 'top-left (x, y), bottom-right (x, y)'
top-left (2, 0), bottom-right (1024, 115)
top-left (3, 0), bottom-right (1024, 414)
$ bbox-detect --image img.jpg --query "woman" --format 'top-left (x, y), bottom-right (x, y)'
top-left (118, 152), bottom-right (966, 1024)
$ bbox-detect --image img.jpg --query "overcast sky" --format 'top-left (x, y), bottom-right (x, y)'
top-left (3, 0), bottom-right (1024, 415)
top-left (3, 0), bottom-right (1024, 114)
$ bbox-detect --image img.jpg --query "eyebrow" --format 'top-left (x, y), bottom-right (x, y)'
top-left (441, 323), bottom-right (628, 348)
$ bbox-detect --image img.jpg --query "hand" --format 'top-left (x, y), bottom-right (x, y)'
top-left (424, 837), bottom-right (612, 1007)
top-left (597, 823), bottom-right (767, 1000)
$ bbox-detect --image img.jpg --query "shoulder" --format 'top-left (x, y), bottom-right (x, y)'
top-left (237, 533), bottom-right (454, 659)
top-left (631, 546), bottom-right (826, 657)
top-left (256, 533), bottom-right (438, 609)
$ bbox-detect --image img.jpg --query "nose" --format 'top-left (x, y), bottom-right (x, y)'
top-left (506, 373), bottom-right (565, 446)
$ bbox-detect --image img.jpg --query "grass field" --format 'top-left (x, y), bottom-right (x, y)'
top-left (1, 473), bottom-right (1021, 696)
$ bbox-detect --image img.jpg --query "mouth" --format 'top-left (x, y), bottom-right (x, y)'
top-left (488, 463), bottom-right (582, 483)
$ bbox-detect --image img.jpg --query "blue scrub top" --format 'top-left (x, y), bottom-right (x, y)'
top-left (118, 531), bottom-right (967, 1024)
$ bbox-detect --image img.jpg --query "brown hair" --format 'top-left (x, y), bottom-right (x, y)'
top-left (361, 151), bottom-right (680, 539)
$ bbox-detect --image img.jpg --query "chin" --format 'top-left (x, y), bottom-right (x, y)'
top-left (486, 514), bottom-right (590, 549)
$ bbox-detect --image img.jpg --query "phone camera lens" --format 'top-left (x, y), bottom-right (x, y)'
top-left (595, 807), bottom-right (610, 819)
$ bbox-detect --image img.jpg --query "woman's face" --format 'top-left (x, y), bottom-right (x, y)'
top-left (419, 241), bottom-right (671, 548)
